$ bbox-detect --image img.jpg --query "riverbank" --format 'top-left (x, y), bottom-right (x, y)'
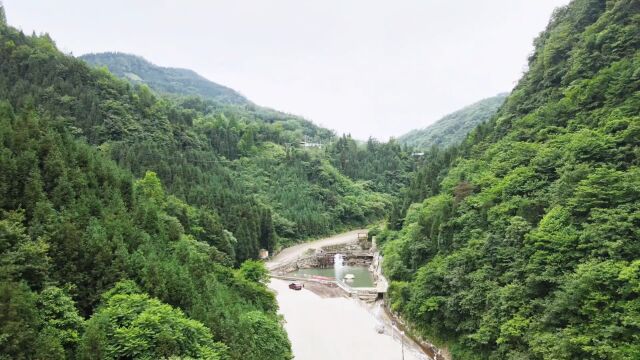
top-left (383, 306), bottom-right (452, 360)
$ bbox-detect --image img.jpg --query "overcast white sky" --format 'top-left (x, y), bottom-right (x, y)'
top-left (4, 0), bottom-right (570, 140)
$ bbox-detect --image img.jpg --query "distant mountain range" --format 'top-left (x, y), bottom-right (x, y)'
top-left (399, 93), bottom-right (508, 149)
top-left (81, 52), bottom-right (507, 151)
top-left (80, 52), bottom-right (248, 104)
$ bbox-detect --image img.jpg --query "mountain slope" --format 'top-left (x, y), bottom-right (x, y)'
top-left (80, 52), bottom-right (248, 104)
top-left (77, 52), bottom-right (398, 246)
top-left (383, 0), bottom-right (640, 358)
top-left (79, 53), bottom-right (415, 202)
top-left (399, 93), bottom-right (507, 149)
top-left (0, 20), bottom-right (291, 360)
top-left (0, 6), bottom-right (397, 359)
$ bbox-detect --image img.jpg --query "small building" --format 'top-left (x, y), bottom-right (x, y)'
top-left (258, 249), bottom-right (269, 259)
top-left (300, 141), bottom-right (322, 148)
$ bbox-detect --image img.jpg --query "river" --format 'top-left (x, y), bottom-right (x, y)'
top-left (267, 230), bottom-right (430, 360)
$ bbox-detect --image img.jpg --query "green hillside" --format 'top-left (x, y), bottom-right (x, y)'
top-left (2, 0), bottom-right (637, 358)
top-left (399, 93), bottom-right (508, 149)
top-left (0, 5), bottom-right (404, 358)
top-left (80, 52), bottom-right (248, 105)
top-left (77, 53), bottom-right (409, 246)
top-left (0, 9), bottom-right (293, 360)
top-left (382, 0), bottom-right (640, 358)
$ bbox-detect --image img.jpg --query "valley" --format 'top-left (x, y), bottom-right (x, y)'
top-left (0, 0), bottom-right (638, 359)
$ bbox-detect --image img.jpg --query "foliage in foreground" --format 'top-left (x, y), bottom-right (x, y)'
top-left (0, 6), bottom-right (294, 358)
top-left (81, 281), bottom-right (227, 360)
top-left (384, 0), bottom-right (640, 358)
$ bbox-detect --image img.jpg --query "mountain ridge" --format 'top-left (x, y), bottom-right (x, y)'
top-left (398, 93), bottom-right (508, 149)
top-left (80, 51), bottom-right (249, 105)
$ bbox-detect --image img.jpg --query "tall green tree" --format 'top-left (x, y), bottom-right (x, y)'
top-left (383, 0), bottom-right (640, 358)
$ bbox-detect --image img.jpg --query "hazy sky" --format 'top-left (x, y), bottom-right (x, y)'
top-left (4, 0), bottom-right (570, 140)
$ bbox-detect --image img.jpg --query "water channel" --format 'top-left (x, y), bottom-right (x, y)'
top-left (288, 265), bottom-right (375, 288)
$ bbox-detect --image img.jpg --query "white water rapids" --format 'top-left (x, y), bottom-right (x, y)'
top-left (334, 253), bottom-right (345, 281)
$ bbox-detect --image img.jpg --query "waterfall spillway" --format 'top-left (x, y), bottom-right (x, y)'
top-left (334, 253), bottom-right (344, 267)
top-left (334, 253), bottom-right (344, 280)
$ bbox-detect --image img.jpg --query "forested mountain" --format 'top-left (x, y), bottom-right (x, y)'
top-left (79, 53), bottom-right (417, 201)
top-left (0, 7), bottom-right (293, 360)
top-left (80, 52), bottom-right (248, 105)
top-left (326, 135), bottom-right (414, 195)
top-left (381, 0), bottom-right (640, 358)
top-left (0, 5), bottom-right (399, 358)
top-left (4, 0), bottom-right (636, 358)
top-left (399, 93), bottom-right (507, 149)
top-left (78, 52), bottom-right (406, 247)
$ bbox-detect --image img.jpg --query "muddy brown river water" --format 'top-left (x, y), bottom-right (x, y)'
top-left (268, 230), bottom-right (431, 360)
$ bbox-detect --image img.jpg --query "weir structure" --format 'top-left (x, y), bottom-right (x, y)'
top-left (268, 232), bottom-right (448, 360)
top-left (269, 234), bottom-right (388, 301)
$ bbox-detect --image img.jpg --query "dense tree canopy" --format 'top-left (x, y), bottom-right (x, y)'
top-left (0, 2), bottom-right (408, 356)
top-left (2, 0), bottom-right (637, 359)
top-left (326, 135), bottom-right (414, 195)
top-left (0, 10), bottom-right (395, 266)
top-left (382, 0), bottom-right (640, 358)
top-left (0, 11), bottom-right (302, 358)
top-left (80, 281), bottom-right (228, 360)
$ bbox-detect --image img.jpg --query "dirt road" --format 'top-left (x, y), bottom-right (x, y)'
top-left (266, 229), bottom-right (366, 271)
